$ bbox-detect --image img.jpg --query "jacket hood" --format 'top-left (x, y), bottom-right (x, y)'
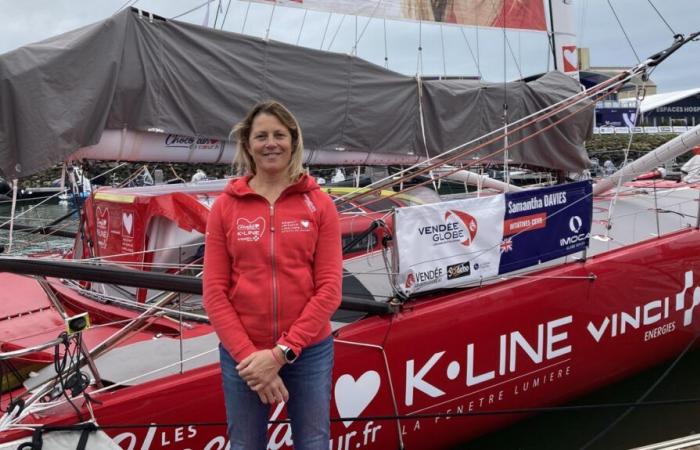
top-left (225, 174), bottom-right (320, 198)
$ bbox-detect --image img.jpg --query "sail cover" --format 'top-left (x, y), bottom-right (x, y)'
top-left (0, 8), bottom-right (591, 178)
top-left (249, 0), bottom-right (547, 30)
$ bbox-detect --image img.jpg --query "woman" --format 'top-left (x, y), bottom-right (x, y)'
top-left (203, 101), bottom-right (342, 449)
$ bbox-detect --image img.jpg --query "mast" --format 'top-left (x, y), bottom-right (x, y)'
top-left (548, 0), bottom-right (579, 79)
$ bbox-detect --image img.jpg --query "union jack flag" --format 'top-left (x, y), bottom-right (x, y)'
top-left (499, 237), bottom-right (513, 253)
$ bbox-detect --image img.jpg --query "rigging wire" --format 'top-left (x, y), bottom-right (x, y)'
top-left (0, 163), bottom-right (126, 236)
top-left (265, 2), bottom-right (277, 40)
top-left (439, 25), bottom-right (447, 77)
top-left (114, 0), bottom-right (138, 14)
top-left (326, 14), bottom-right (347, 51)
top-left (383, 18), bottom-right (389, 69)
top-left (646, 0), bottom-right (677, 36)
top-left (171, 0), bottom-right (215, 20)
top-left (606, 0), bottom-right (641, 64)
top-left (319, 12), bottom-right (333, 50)
top-left (296, 9), bottom-right (307, 45)
top-left (415, 20), bottom-right (423, 75)
top-left (458, 27), bottom-right (481, 79)
top-left (219, 0), bottom-right (232, 30)
top-left (241, 1), bottom-right (251, 34)
top-left (212, 0), bottom-right (222, 28)
top-left (501, 0), bottom-right (510, 187)
top-left (577, 0), bottom-right (589, 44)
top-left (351, 0), bottom-right (384, 56)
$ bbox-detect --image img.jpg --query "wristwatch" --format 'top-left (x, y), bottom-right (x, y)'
top-left (276, 344), bottom-right (298, 364)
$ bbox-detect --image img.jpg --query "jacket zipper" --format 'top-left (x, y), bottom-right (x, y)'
top-left (269, 202), bottom-right (279, 343)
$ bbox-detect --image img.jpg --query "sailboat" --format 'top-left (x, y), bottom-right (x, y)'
top-left (0, 1), bottom-right (699, 449)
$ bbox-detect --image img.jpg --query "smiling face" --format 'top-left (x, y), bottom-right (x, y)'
top-left (246, 113), bottom-right (293, 178)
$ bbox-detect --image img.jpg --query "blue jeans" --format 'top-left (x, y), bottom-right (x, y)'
top-left (219, 336), bottom-right (334, 450)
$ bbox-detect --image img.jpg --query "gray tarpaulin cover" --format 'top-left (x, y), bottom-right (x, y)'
top-left (0, 8), bottom-right (592, 178)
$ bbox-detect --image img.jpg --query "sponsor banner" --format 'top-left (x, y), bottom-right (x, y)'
top-left (250, 0), bottom-right (547, 30)
top-left (591, 126), bottom-right (689, 135)
top-left (499, 181), bottom-right (592, 274)
top-left (394, 195), bottom-right (505, 296)
top-left (394, 182), bottom-right (593, 296)
top-left (595, 107), bottom-right (637, 128)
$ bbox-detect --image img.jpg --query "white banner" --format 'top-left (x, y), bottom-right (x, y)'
top-left (394, 195), bottom-right (505, 296)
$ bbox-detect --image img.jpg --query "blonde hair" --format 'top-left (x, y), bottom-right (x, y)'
top-left (231, 100), bottom-right (305, 181)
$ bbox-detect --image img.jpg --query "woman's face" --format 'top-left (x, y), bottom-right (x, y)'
top-left (247, 112), bottom-right (293, 177)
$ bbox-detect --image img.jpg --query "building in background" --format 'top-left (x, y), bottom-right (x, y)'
top-left (577, 48), bottom-right (700, 130)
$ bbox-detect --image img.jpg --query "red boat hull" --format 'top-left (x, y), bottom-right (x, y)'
top-left (3, 228), bottom-right (699, 449)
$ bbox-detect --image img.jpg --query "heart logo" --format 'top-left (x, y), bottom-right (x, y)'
top-left (562, 45), bottom-right (577, 73)
top-left (96, 206), bottom-right (110, 249)
top-left (122, 212), bottom-right (133, 236)
top-left (301, 220), bottom-right (309, 229)
top-left (334, 370), bottom-right (381, 428)
top-left (236, 217), bottom-right (266, 242)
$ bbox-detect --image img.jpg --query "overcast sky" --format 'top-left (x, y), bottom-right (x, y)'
top-left (1, 0), bottom-right (698, 93)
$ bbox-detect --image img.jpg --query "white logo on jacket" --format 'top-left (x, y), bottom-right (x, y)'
top-left (281, 219), bottom-right (312, 233)
top-left (236, 217), bottom-right (265, 242)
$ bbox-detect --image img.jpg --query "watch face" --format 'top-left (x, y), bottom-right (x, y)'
top-left (285, 348), bottom-right (297, 363)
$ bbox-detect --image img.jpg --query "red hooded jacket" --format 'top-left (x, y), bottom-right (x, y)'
top-left (203, 174), bottom-right (342, 362)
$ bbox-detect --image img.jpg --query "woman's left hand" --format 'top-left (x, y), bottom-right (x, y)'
top-left (237, 349), bottom-right (283, 390)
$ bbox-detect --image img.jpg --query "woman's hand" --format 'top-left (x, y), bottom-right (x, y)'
top-left (256, 375), bottom-right (289, 405)
top-left (237, 349), bottom-right (283, 390)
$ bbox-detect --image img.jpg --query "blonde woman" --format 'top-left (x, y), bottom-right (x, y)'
top-left (204, 101), bottom-right (342, 449)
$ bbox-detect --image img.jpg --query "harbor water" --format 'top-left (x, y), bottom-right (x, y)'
top-left (2, 198), bottom-right (699, 450)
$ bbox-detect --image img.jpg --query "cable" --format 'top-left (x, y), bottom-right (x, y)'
top-left (212, 0), bottom-right (221, 28)
top-left (219, 0), bottom-right (232, 30)
top-left (53, 334), bottom-right (85, 422)
top-left (171, 0), bottom-right (214, 20)
top-left (606, 0), bottom-right (641, 63)
top-left (646, 0), bottom-right (677, 36)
